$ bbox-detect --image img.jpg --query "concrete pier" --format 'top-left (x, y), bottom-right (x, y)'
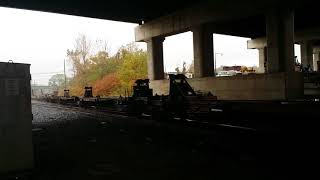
top-left (314, 52), bottom-right (320, 71)
top-left (300, 41), bottom-right (314, 69)
top-left (266, 9), bottom-right (295, 74)
top-left (192, 25), bottom-right (214, 78)
top-left (146, 37), bottom-right (165, 80)
top-left (258, 48), bottom-right (267, 73)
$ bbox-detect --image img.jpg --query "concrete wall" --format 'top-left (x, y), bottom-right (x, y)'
top-left (285, 72), bottom-right (305, 99)
top-left (0, 62), bottom-right (33, 173)
top-left (150, 73), bottom-right (303, 100)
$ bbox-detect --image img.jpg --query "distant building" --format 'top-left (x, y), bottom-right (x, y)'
top-left (164, 72), bottom-right (194, 79)
top-left (223, 66), bottom-right (242, 71)
top-left (220, 65), bottom-right (257, 75)
top-left (216, 70), bottom-right (240, 77)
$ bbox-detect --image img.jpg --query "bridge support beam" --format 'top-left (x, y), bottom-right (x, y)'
top-left (258, 48), bottom-right (267, 73)
top-left (300, 41), bottom-right (314, 70)
top-left (192, 25), bottom-right (214, 78)
top-left (266, 9), bottom-right (295, 74)
top-left (314, 52), bottom-right (320, 71)
top-left (147, 37), bottom-right (165, 80)
top-left (266, 9), bottom-right (302, 99)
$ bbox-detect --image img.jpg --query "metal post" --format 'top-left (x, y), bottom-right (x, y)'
top-left (64, 59), bottom-right (67, 90)
top-left (214, 53), bottom-right (223, 75)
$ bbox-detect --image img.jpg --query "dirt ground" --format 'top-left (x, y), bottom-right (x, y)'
top-left (28, 100), bottom-right (288, 180)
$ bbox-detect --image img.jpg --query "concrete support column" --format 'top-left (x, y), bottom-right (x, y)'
top-left (300, 41), bottom-right (314, 70)
top-left (266, 9), bottom-right (295, 73)
top-left (258, 47), bottom-right (267, 73)
top-left (146, 37), bottom-right (165, 80)
top-left (314, 52), bottom-right (320, 71)
top-left (266, 9), bottom-right (302, 99)
top-left (192, 25), bottom-right (214, 78)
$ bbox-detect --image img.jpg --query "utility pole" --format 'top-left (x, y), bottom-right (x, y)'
top-left (214, 53), bottom-right (223, 75)
top-left (64, 59), bottom-right (67, 90)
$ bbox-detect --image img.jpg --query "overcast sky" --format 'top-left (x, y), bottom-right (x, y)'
top-left (0, 7), bottom-right (301, 85)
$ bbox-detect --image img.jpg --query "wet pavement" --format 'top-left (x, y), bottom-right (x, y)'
top-left (30, 100), bottom-right (281, 180)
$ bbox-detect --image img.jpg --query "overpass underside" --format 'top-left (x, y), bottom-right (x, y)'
top-left (1, 1), bottom-right (319, 100)
top-left (135, 2), bottom-right (319, 100)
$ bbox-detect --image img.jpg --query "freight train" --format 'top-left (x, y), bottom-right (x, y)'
top-left (39, 74), bottom-right (219, 121)
top-left (42, 87), bottom-right (116, 108)
top-left (38, 74), bottom-right (320, 126)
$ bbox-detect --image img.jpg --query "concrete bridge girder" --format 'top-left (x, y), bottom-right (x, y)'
top-left (136, 4), bottom-right (302, 100)
top-left (137, 4), bottom-right (298, 77)
top-left (249, 37), bottom-right (320, 72)
top-left (134, 3), bottom-right (265, 42)
top-left (248, 28), bottom-right (320, 49)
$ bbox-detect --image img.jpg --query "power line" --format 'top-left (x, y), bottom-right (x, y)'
top-left (31, 71), bottom-right (64, 75)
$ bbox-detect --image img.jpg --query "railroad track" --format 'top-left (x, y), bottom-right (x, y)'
top-left (32, 101), bottom-right (129, 120)
top-left (32, 100), bottom-right (261, 135)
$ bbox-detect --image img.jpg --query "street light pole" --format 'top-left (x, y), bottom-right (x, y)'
top-left (64, 59), bottom-right (67, 90)
top-left (214, 53), bottom-right (223, 76)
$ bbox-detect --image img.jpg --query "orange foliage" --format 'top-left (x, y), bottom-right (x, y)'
top-left (69, 84), bottom-right (85, 97)
top-left (93, 73), bottom-right (120, 96)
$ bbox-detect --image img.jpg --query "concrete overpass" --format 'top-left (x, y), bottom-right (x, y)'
top-left (1, 0), bottom-right (319, 100)
top-left (248, 31), bottom-right (320, 73)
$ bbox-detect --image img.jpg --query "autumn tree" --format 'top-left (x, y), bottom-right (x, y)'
top-left (182, 61), bottom-right (187, 74)
top-left (86, 51), bottom-right (119, 82)
top-left (93, 73), bottom-right (120, 96)
top-left (66, 36), bottom-right (147, 97)
top-left (117, 43), bottom-right (148, 91)
top-left (48, 74), bottom-right (65, 89)
top-left (67, 34), bottom-right (92, 79)
top-left (93, 39), bottom-right (110, 55)
top-left (188, 61), bottom-right (194, 73)
top-left (75, 34), bottom-right (91, 65)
